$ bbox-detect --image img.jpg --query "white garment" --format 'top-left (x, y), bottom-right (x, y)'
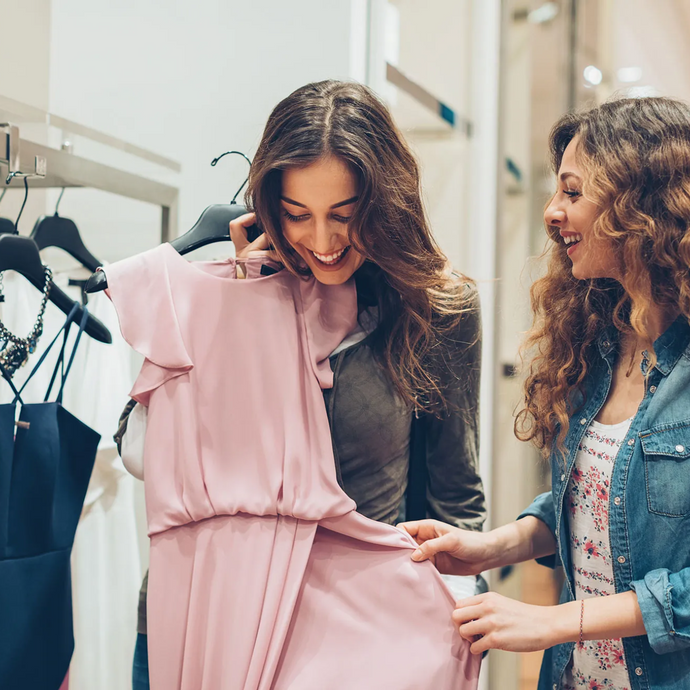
top-left (121, 402), bottom-right (147, 480)
top-left (0, 269), bottom-right (142, 690)
top-left (562, 418), bottom-right (632, 690)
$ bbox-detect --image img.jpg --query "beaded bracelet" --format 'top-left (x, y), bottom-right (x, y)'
top-left (579, 599), bottom-right (585, 647)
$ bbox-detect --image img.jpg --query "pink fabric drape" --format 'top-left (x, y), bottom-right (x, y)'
top-left (106, 245), bottom-right (481, 689)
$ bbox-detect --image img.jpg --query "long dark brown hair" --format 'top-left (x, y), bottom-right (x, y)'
top-left (516, 97), bottom-right (690, 455)
top-left (247, 80), bottom-right (475, 414)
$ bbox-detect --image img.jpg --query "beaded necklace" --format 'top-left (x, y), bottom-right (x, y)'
top-left (0, 265), bottom-right (53, 378)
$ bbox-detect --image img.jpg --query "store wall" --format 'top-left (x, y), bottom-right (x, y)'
top-left (46, 0), bottom-right (357, 261)
top-left (382, 0), bottom-right (472, 274)
top-left (0, 0), bottom-right (52, 227)
top-left (0, 0), bottom-right (52, 110)
top-left (611, 0), bottom-right (690, 102)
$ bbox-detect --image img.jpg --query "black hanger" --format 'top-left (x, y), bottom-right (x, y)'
top-left (0, 234), bottom-right (112, 343)
top-left (30, 188), bottom-right (102, 272)
top-left (0, 178), bottom-right (111, 343)
top-left (86, 151), bottom-right (262, 293)
top-left (0, 188), bottom-right (16, 235)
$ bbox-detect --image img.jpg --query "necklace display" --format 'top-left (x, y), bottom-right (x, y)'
top-left (0, 265), bottom-right (53, 378)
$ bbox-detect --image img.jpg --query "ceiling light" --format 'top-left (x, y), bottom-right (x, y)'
top-left (528, 2), bottom-right (560, 24)
top-left (617, 67), bottom-right (642, 83)
top-left (583, 65), bottom-right (603, 86)
top-left (627, 86), bottom-right (657, 98)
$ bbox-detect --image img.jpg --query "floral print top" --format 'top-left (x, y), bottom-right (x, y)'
top-left (562, 418), bottom-right (632, 690)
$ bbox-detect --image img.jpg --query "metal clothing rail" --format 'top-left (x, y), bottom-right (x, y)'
top-left (386, 63), bottom-right (473, 137)
top-left (0, 94), bottom-right (181, 172)
top-left (0, 98), bottom-right (179, 242)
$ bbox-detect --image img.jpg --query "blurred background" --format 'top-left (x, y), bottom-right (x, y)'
top-left (2, 1), bottom-right (690, 688)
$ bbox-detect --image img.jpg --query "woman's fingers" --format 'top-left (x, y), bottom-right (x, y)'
top-left (455, 593), bottom-right (486, 609)
top-left (452, 593), bottom-right (546, 654)
top-left (229, 212), bottom-right (257, 254)
top-left (452, 596), bottom-right (495, 654)
top-left (246, 233), bottom-right (281, 263)
top-left (230, 213), bottom-right (280, 264)
top-left (398, 519), bottom-right (446, 542)
top-left (457, 618), bottom-right (488, 641)
top-left (410, 531), bottom-right (459, 562)
top-left (469, 634), bottom-right (495, 655)
top-left (396, 520), bottom-right (427, 539)
top-left (246, 232), bottom-right (271, 253)
top-left (452, 602), bottom-right (484, 626)
top-left (396, 521), bottom-right (415, 536)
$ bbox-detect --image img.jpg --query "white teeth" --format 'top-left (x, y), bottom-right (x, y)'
top-left (312, 247), bottom-right (348, 264)
top-left (563, 234), bottom-right (583, 245)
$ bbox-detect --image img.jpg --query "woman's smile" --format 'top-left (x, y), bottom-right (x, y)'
top-left (280, 156), bottom-right (366, 285)
top-left (309, 246), bottom-right (351, 268)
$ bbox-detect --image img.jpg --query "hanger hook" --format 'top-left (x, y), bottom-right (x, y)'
top-left (55, 188), bottom-right (66, 215)
top-left (6, 174), bottom-right (30, 229)
top-left (210, 151), bottom-right (252, 205)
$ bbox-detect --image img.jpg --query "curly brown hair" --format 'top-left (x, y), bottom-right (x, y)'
top-left (247, 80), bottom-right (475, 414)
top-left (516, 97), bottom-right (690, 455)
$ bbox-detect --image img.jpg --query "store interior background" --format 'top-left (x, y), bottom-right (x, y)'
top-left (2, 1), bottom-right (690, 688)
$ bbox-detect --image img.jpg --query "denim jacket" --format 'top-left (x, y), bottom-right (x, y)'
top-left (520, 316), bottom-right (690, 690)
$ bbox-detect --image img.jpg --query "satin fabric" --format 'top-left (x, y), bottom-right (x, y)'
top-left (106, 244), bottom-right (480, 690)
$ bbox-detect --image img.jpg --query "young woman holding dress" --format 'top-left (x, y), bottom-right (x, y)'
top-left (119, 79), bottom-right (486, 689)
top-left (402, 96), bottom-right (690, 690)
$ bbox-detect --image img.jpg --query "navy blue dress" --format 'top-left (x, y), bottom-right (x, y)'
top-left (0, 305), bottom-right (99, 689)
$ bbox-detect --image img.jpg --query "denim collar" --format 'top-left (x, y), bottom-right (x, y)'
top-left (596, 327), bottom-right (618, 360)
top-left (651, 315), bottom-right (690, 375)
top-left (596, 315), bottom-right (690, 376)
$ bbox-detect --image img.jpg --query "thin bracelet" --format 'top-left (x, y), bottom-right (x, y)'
top-left (579, 599), bottom-right (585, 647)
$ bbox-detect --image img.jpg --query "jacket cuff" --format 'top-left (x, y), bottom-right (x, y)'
top-left (630, 569), bottom-right (690, 655)
top-left (517, 492), bottom-right (559, 569)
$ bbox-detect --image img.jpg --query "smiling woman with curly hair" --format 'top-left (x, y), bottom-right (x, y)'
top-left (517, 97), bottom-right (690, 458)
top-left (402, 97), bottom-right (690, 690)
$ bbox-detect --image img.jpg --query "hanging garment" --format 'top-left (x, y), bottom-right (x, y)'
top-left (0, 305), bottom-right (99, 690)
top-left (0, 269), bottom-right (143, 690)
top-left (105, 243), bottom-right (481, 690)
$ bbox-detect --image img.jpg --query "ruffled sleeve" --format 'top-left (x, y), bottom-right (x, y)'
top-left (104, 245), bottom-right (193, 405)
top-left (298, 277), bottom-right (358, 389)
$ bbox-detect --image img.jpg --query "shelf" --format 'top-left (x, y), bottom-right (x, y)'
top-left (0, 97), bottom-right (180, 241)
top-left (0, 94), bottom-right (180, 172)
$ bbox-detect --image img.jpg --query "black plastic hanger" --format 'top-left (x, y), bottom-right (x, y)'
top-left (0, 178), bottom-right (111, 343)
top-left (0, 234), bottom-right (112, 343)
top-left (30, 189), bottom-right (102, 272)
top-left (0, 188), bottom-right (16, 235)
top-left (86, 151), bottom-right (262, 293)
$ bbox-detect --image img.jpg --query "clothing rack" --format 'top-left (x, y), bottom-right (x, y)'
top-left (0, 95), bottom-right (179, 242)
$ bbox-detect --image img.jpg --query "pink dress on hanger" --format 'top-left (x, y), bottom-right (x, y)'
top-left (105, 243), bottom-right (480, 690)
